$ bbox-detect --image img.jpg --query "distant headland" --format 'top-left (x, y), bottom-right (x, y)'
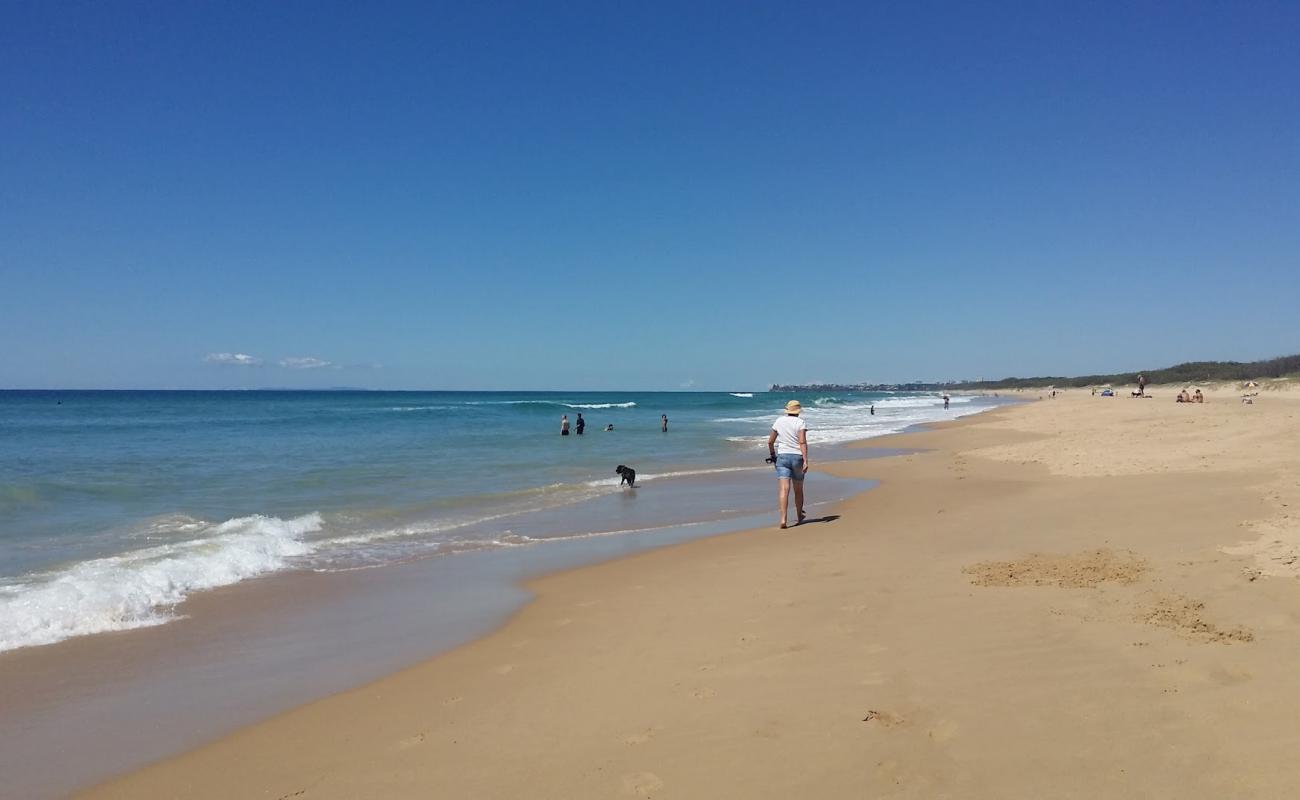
top-left (770, 353), bottom-right (1300, 393)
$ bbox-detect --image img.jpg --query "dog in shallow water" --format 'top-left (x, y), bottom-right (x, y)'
top-left (615, 464), bottom-right (636, 487)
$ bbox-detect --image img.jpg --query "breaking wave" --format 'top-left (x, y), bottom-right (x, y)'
top-left (465, 400), bottom-right (637, 410)
top-left (0, 513), bottom-right (322, 653)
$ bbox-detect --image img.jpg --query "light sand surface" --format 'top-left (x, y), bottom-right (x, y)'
top-left (82, 394), bottom-right (1300, 799)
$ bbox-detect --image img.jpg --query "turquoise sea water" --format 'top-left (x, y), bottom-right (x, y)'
top-left (0, 389), bottom-right (993, 652)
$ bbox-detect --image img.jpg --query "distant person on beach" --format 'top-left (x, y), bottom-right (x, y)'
top-left (661, 414), bottom-right (668, 433)
top-left (575, 413), bottom-right (585, 435)
top-left (1137, 374), bottom-right (1147, 396)
top-left (870, 404), bottom-right (875, 416)
top-left (561, 415), bottom-right (570, 435)
top-left (767, 400), bottom-right (809, 530)
top-left (943, 394), bottom-right (950, 409)
top-left (1194, 389), bottom-right (1204, 403)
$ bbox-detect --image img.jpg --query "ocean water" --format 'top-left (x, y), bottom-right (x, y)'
top-left (0, 389), bottom-right (992, 652)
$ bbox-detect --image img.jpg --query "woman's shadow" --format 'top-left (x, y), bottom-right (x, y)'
top-left (797, 514), bottom-right (840, 525)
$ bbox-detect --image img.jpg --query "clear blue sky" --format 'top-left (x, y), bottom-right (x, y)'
top-left (2, 1), bottom-right (1297, 389)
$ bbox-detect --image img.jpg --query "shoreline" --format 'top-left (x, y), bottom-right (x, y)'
top-left (4, 423), bottom-right (929, 798)
top-left (66, 408), bottom-right (997, 796)
top-left (76, 391), bottom-right (1300, 798)
top-left (2, 390), bottom-right (996, 655)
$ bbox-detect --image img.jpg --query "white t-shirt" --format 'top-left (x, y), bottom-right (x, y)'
top-left (771, 415), bottom-right (807, 455)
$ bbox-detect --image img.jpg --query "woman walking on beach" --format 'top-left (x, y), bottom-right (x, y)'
top-left (767, 400), bottom-right (809, 529)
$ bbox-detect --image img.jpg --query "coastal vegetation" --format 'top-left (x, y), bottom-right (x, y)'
top-left (770, 353), bottom-right (1300, 392)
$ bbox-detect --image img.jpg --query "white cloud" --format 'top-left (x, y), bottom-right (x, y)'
top-left (204, 352), bottom-right (263, 366)
top-left (279, 356), bottom-right (334, 370)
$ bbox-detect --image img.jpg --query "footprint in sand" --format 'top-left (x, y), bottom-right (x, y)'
top-left (621, 772), bottom-right (665, 797)
top-left (555, 618), bottom-right (574, 627)
top-left (1209, 665), bottom-right (1253, 685)
top-left (396, 732), bottom-right (426, 749)
top-left (753, 722), bottom-right (781, 739)
top-left (697, 663), bottom-right (717, 672)
top-left (690, 687), bottom-right (716, 700)
top-left (442, 695), bottom-right (463, 706)
top-left (622, 728), bottom-right (656, 745)
top-left (928, 719), bottom-right (959, 742)
top-left (494, 664), bottom-right (515, 675)
top-left (861, 709), bottom-right (906, 727)
top-left (874, 759), bottom-right (900, 781)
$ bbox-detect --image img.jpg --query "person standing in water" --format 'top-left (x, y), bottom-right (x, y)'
top-left (943, 394), bottom-right (950, 409)
top-left (870, 404), bottom-right (875, 416)
top-left (575, 413), bottom-right (585, 435)
top-left (661, 414), bottom-right (668, 433)
top-left (767, 400), bottom-right (809, 529)
top-left (560, 414), bottom-right (570, 436)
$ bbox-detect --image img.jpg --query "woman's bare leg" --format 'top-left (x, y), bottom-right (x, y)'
top-left (794, 480), bottom-right (806, 523)
top-left (778, 478), bottom-right (791, 528)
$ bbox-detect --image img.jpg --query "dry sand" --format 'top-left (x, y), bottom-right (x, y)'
top-left (81, 390), bottom-right (1300, 799)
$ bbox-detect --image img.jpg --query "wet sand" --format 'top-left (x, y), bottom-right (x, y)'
top-left (81, 390), bottom-right (1300, 798)
top-left (3, 470), bottom-right (870, 799)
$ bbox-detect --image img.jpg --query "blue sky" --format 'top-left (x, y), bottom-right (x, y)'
top-left (2, 1), bottom-right (1297, 389)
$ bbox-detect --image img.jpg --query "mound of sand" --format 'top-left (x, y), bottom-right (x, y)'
top-left (964, 548), bottom-right (1148, 588)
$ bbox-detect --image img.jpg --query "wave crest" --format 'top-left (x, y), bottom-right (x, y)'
top-left (0, 513), bottom-right (322, 653)
top-left (465, 400), bottom-right (637, 410)
top-left (563, 401), bottom-right (636, 409)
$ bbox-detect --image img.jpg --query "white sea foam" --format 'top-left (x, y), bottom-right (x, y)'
top-left (464, 399), bottom-right (637, 410)
top-left (729, 392), bottom-right (754, 398)
top-left (385, 405), bottom-right (456, 412)
top-left (563, 401), bottom-right (636, 409)
top-left (0, 513), bottom-right (322, 653)
top-left (317, 507), bottom-right (551, 550)
top-left (865, 395), bottom-right (974, 409)
top-left (721, 394), bottom-right (988, 447)
top-left (581, 465), bottom-right (761, 487)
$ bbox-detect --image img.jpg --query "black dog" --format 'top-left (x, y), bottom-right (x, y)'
top-left (615, 464), bottom-right (636, 487)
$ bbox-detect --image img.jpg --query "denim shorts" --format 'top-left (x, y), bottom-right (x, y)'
top-left (774, 453), bottom-right (805, 481)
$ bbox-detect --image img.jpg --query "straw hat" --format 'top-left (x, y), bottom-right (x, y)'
top-left (785, 400), bottom-right (802, 415)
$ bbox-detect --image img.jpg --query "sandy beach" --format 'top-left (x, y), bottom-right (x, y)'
top-left (80, 388), bottom-right (1300, 799)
